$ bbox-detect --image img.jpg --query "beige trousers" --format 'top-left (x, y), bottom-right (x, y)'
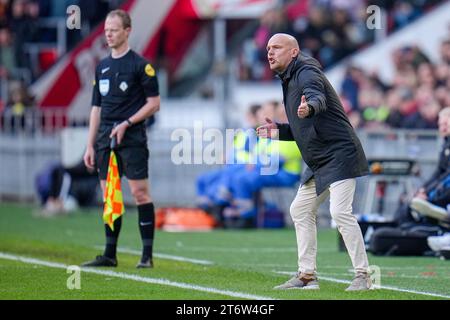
top-left (290, 178), bottom-right (369, 275)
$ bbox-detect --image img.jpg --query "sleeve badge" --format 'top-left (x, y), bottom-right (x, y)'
top-left (145, 63), bottom-right (155, 77)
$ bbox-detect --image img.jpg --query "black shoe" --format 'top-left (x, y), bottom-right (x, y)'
top-left (82, 255), bottom-right (117, 267)
top-left (136, 257), bottom-right (153, 268)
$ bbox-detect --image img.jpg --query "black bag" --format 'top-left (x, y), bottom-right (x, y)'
top-left (337, 217), bottom-right (396, 252)
top-left (369, 227), bottom-right (432, 256)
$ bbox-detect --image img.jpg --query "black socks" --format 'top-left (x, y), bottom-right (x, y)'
top-left (138, 203), bottom-right (155, 261)
top-left (103, 216), bottom-right (122, 259)
top-left (103, 203), bottom-right (155, 261)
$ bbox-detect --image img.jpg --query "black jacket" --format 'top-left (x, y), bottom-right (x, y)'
top-left (423, 137), bottom-right (450, 207)
top-left (276, 53), bottom-right (369, 195)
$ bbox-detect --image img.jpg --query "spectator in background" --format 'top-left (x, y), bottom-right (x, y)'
top-left (341, 66), bottom-right (363, 112)
top-left (10, 0), bottom-right (32, 68)
top-left (435, 85), bottom-right (450, 109)
top-left (223, 103), bottom-right (302, 228)
top-left (384, 88), bottom-right (403, 128)
top-left (416, 62), bottom-right (436, 88)
top-left (392, 0), bottom-right (421, 29)
top-left (409, 107), bottom-right (450, 227)
top-left (0, 26), bottom-right (16, 78)
top-left (0, 0), bottom-right (10, 27)
top-left (2, 81), bottom-right (34, 132)
top-left (242, 7), bottom-right (293, 80)
top-left (440, 39), bottom-right (450, 65)
top-left (35, 158), bottom-right (99, 217)
top-left (34, 0), bottom-right (51, 18)
top-left (435, 63), bottom-right (449, 86)
top-left (294, 6), bottom-right (328, 62)
top-left (320, 8), bottom-right (354, 66)
top-left (285, 0), bottom-right (308, 23)
top-left (195, 103), bottom-right (261, 223)
top-left (386, 87), bottom-right (417, 128)
top-left (402, 98), bottom-right (440, 129)
top-left (240, 0), bottom-right (450, 81)
top-left (359, 86), bottom-right (389, 129)
top-left (394, 107), bottom-right (450, 226)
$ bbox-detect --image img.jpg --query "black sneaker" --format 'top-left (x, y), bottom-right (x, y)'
top-left (136, 257), bottom-right (153, 268)
top-left (82, 255), bottom-right (117, 267)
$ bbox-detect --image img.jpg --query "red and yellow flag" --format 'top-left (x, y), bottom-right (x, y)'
top-left (103, 151), bottom-right (124, 230)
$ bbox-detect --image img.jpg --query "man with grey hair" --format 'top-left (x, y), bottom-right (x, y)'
top-left (410, 106), bottom-right (450, 223)
top-left (257, 33), bottom-right (372, 291)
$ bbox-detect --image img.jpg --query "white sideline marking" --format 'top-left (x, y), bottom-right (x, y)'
top-left (158, 246), bottom-right (298, 253)
top-left (319, 272), bottom-right (450, 280)
top-left (94, 246), bottom-right (214, 266)
top-left (274, 271), bottom-right (450, 299)
top-left (320, 265), bottom-right (450, 270)
top-left (0, 252), bottom-right (275, 300)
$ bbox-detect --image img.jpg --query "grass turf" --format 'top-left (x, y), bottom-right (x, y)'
top-left (0, 202), bottom-right (449, 300)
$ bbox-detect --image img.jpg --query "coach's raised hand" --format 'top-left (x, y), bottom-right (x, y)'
top-left (297, 95), bottom-right (310, 118)
top-left (256, 117), bottom-right (278, 139)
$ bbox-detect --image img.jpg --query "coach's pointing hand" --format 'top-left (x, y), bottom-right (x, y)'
top-left (256, 117), bottom-right (279, 139)
top-left (297, 95), bottom-right (310, 119)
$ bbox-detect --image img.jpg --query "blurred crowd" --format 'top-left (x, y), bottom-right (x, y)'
top-left (0, 0), bottom-right (123, 129)
top-left (1, 0), bottom-right (449, 133)
top-left (239, 0), bottom-right (444, 81)
top-left (341, 36), bottom-right (450, 130)
top-left (0, 0), bottom-right (122, 77)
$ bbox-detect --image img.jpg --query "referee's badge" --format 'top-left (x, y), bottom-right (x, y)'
top-left (119, 81), bottom-right (128, 92)
top-left (145, 63), bottom-right (155, 77)
top-left (99, 79), bottom-right (110, 96)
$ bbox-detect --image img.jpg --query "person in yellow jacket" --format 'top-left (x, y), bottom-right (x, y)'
top-left (224, 136), bottom-right (302, 228)
top-left (195, 104), bottom-right (261, 222)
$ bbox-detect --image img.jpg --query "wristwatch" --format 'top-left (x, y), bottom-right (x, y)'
top-left (126, 119), bottom-right (133, 126)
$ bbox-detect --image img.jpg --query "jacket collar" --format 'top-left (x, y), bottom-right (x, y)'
top-left (278, 55), bottom-right (302, 83)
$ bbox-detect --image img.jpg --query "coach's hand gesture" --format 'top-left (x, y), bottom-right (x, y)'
top-left (297, 95), bottom-right (310, 119)
top-left (256, 118), bottom-right (278, 139)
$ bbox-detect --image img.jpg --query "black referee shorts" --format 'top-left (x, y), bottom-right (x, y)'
top-left (95, 123), bottom-right (149, 180)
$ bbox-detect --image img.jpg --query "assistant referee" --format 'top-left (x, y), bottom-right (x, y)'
top-left (82, 9), bottom-right (160, 268)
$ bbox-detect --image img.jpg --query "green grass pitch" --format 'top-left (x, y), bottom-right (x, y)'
top-left (0, 203), bottom-right (449, 300)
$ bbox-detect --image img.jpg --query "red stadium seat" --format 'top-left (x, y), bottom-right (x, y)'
top-left (39, 48), bottom-right (58, 73)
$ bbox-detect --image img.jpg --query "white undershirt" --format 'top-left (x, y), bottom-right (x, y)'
top-left (111, 47), bottom-right (131, 59)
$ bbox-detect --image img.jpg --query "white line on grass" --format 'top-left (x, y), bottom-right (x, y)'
top-left (274, 271), bottom-right (450, 299)
top-left (93, 246), bottom-right (214, 265)
top-left (157, 246), bottom-right (298, 253)
top-left (0, 252), bottom-right (275, 300)
top-left (317, 272), bottom-right (450, 280)
top-left (319, 265), bottom-right (450, 270)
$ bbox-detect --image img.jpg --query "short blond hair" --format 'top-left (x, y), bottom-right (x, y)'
top-left (106, 9), bottom-right (131, 29)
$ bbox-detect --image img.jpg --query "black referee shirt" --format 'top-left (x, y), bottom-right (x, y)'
top-left (91, 49), bottom-right (159, 125)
